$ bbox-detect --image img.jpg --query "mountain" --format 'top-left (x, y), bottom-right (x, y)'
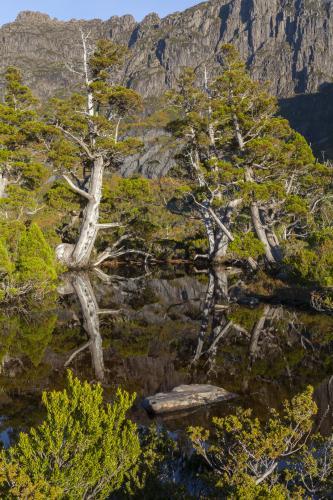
top-left (1, 0), bottom-right (333, 171)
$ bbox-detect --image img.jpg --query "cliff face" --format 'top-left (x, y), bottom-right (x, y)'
top-left (1, 0), bottom-right (333, 171)
top-left (1, 1), bottom-right (333, 98)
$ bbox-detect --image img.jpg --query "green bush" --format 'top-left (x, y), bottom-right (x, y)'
top-left (286, 231), bottom-right (333, 287)
top-left (16, 223), bottom-right (57, 286)
top-left (0, 238), bottom-right (14, 276)
top-left (5, 372), bottom-right (143, 499)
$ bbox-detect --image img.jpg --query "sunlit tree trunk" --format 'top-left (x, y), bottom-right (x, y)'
top-left (56, 157), bottom-right (106, 268)
top-left (0, 172), bottom-right (8, 198)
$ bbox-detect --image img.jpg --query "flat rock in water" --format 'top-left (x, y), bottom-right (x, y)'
top-left (142, 384), bottom-right (237, 414)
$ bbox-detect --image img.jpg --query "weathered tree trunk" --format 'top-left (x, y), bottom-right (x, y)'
top-left (250, 203), bottom-right (276, 264)
top-left (213, 231), bottom-right (229, 262)
top-left (0, 172), bottom-right (8, 198)
top-left (245, 167), bottom-right (281, 264)
top-left (210, 200), bottom-right (242, 263)
top-left (71, 157), bottom-right (104, 267)
top-left (202, 208), bottom-right (216, 258)
top-left (266, 229), bottom-right (283, 262)
top-left (56, 157), bottom-right (104, 268)
top-left (233, 109), bottom-right (282, 265)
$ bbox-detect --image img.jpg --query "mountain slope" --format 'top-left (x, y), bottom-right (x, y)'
top-left (1, 0), bottom-right (333, 167)
top-left (1, 1), bottom-right (333, 98)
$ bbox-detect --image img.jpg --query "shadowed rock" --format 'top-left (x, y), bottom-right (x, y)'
top-left (143, 384), bottom-right (237, 414)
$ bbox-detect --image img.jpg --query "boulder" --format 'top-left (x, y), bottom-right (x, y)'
top-left (143, 384), bottom-right (237, 414)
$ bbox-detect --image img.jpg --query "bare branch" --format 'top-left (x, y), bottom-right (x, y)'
top-left (96, 223), bottom-right (125, 230)
top-left (207, 207), bottom-right (235, 242)
top-left (56, 125), bottom-right (94, 159)
top-left (63, 175), bottom-right (93, 200)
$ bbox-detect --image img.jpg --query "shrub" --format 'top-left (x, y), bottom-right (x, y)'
top-left (16, 223), bottom-right (57, 286)
top-left (0, 239), bottom-right (14, 276)
top-left (5, 371), bottom-right (143, 499)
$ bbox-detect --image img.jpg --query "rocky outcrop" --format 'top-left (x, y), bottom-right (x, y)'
top-left (2, 1), bottom-right (333, 99)
top-left (142, 384), bottom-right (237, 414)
top-left (1, 1), bottom-right (333, 168)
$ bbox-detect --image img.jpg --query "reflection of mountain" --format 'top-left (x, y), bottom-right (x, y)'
top-left (0, 268), bottom-right (333, 431)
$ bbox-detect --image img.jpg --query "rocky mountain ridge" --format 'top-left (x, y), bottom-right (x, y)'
top-left (1, 0), bottom-right (333, 171)
top-left (2, 0), bottom-right (333, 98)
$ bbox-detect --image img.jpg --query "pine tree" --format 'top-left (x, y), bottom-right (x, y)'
top-left (0, 67), bottom-right (48, 219)
top-left (167, 45), bottom-right (328, 265)
top-left (47, 33), bottom-right (143, 268)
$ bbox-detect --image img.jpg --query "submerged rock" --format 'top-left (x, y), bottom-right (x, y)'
top-left (143, 384), bottom-right (237, 414)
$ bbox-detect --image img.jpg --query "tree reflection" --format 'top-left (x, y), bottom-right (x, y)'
top-left (192, 266), bottom-right (333, 402)
top-left (62, 272), bottom-right (120, 383)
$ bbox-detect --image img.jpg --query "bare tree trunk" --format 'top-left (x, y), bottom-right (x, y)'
top-left (56, 157), bottom-right (104, 268)
top-left (71, 273), bottom-right (105, 382)
top-left (202, 208), bottom-right (216, 258)
top-left (250, 203), bottom-right (276, 264)
top-left (71, 157), bottom-right (104, 267)
top-left (0, 173), bottom-right (8, 198)
top-left (233, 109), bottom-right (281, 265)
top-left (211, 200), bottom-right (242, 262)
top-left (266, 229), bottom-right (283, 262)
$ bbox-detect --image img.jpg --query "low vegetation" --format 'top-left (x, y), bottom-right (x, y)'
top-left (0, 374), bottom-right (332, 498)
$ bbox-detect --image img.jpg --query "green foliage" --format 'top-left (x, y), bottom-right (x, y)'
top-left (189, 387), bottom-right (317, 495)
top-left (229, 232), bottom-right (266, 260)
top-left (0, 239), bottom-right (14, 276)
top-left (99, 175), bottom-right (200, 259)
top-left (285, 230), bottom-right (333, 286)
top-left (166, 44), bottom-right (329, 266)
top-left (0, 451), bottom-right (62, 499)
top-left (0, 67), bottom-right (48, 219)
top-left (16, 223), bottom-right (57, 286)
top-left (6, 371), bottom-right (143, 499)
top-left (18, 314), bottom-right (57, 367)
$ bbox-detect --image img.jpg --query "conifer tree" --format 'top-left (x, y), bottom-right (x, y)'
top-left (167, 45), bottom-right (326, 265)
top-left (48, 32), bottom-right (142, 268)
top-left (0, 67), bottom-right (48, 218)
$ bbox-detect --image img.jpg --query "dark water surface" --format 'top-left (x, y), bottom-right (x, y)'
top-left (1, 266), bottom-right (333, 444)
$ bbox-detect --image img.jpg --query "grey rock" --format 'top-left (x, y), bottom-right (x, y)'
top-left (142, 383), bottom-right (237, 414)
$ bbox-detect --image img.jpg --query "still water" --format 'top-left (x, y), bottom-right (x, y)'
top-left (0, 266), bottom-right (333, 443)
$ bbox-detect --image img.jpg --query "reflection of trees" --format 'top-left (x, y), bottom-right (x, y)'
top-left (0, 311), bottom-right (57, 377)
top-left (314, 375), bottom-right (333, 434)
top-left (193, 267), bottom-right (231, 364)
top-left (192, 267), bottom-right (333, 395)
top-left (64, 273), bottom-right (119, 383)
